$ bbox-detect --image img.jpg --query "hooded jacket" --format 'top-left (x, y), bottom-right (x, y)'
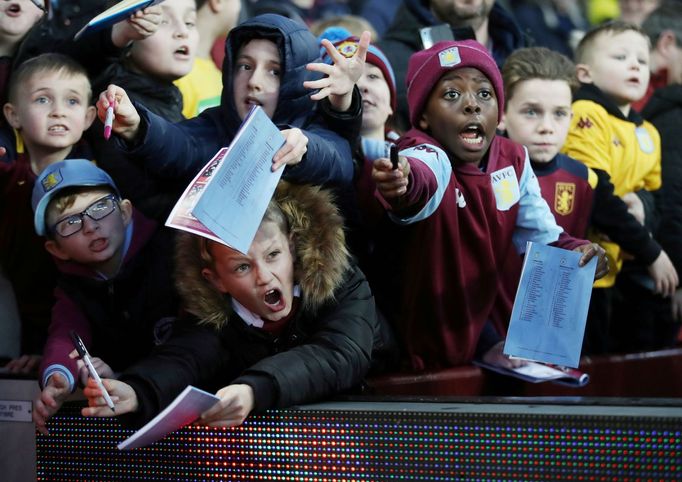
top-left (641, 85), bottom-right (682, 275)
top-left (378, 0), bottom-right (525, 131)
top-left (120, 14), bottom-right (359, 189)
top-left (118, 182), bottom-right (387, 426)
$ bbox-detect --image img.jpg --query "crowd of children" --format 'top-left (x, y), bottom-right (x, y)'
top-left (0, 0), bottom-right (680, 429)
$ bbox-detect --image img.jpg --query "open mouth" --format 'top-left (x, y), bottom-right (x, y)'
top-left (48, 125), bottom-right (68, 133)
top-left (89, 238), bottom-right (109, 252)
top-left (460, 124), bottom-right (485, 146)
top-left (7, 4), bottom-right (21, 14)
top-left (264, 289), bottom-right (282, 307)
top-left (174, 46), bottom-right (190, 57)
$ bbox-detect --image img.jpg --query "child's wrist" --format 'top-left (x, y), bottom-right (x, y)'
top-left (329, 92), bottom-right (353, 113)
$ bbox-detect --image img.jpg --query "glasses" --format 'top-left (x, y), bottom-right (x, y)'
top-left (51, 194), bottom-right (120, 237)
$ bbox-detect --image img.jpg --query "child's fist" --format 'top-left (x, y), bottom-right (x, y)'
top-left (372, 155), bottom-right (410, 200)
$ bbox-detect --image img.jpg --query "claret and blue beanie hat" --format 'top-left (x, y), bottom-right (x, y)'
top-left (406, 40), bottom-right (504, 127)
top-left (318, 28), bottom-right (397, 112)
top-left (32, 159), bottom-right (119, 236)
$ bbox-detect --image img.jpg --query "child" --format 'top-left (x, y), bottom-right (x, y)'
top-left (493, 47), bottom-right (600, 339)
top-left (0, 0), bottom-right (44, 107)
top-left (371, 40), bottom-right (608, 371)
top-left (81, 181), bottom-right (392, 427)
top-left (88, 0), bottom-right (199, 219)
top-left (322, 31), bottom-right (400, 274)
top-left (93, 0), bottom-right (198, 124)
top-left (501, 47), bottom-right (596, 239)
top-left (174, 0), bottom-right (242, 118)
top-left (97, 14), bottom-right (365, 191)
top-left (1, 53), bottom-right (96, 371)
top-left (30, 159), bottom-right (178, 434)
top-left (562, 20), bottom-right (678, 352)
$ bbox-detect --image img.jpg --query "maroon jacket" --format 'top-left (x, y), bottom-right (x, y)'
top-left (372, 130), bottom-right (586, 369)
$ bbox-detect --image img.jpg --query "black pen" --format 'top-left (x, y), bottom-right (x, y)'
top-left (390, 143), bottom-right (399, 170)
top-left (70, 331), bottom-right (115, 412)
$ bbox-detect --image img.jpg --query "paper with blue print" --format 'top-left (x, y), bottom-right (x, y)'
top-left (503, 242), bottom-right (596, 368)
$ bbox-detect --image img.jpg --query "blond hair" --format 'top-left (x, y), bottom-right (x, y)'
top-left (575, 20), bottom-right (650, 64)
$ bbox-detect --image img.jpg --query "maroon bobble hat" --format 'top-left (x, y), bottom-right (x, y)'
top-left (406, 40), bottom-right (504, 127)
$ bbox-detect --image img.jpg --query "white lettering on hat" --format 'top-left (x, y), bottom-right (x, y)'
top-left (439, 47), bottom-right (461, 67)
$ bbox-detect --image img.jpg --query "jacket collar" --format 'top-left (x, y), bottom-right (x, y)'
top-left (575, 83), bottom-right (644, 126)
top-left (175, 181), bottom-right (350, 329)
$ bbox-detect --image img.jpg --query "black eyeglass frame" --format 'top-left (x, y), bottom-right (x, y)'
top-left (50, 194), bottom-right (120, 238)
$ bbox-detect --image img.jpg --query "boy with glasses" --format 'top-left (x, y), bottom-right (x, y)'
top-left (30, 159), bottom-right (178, 435)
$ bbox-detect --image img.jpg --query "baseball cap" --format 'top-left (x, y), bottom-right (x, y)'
top-left (32, 159), bottom-right (119, 236)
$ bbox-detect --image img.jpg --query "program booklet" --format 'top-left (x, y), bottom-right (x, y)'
top-left (503, 242), bottom-right (597, 368)
top-left (118, 385), bottom-right (219, 450)
top-left (74, 0), bottom-right (165, 40)
top-left (165, 105), bottom-right (285, 254)
top-left (474, 360), bottom-right (590, 387)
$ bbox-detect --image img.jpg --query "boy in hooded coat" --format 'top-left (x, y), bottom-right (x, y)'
top-left (97, 14), bottom-right (361, 189)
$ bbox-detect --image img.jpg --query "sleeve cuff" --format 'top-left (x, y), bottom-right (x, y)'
top-left (232, 373), bottom-right (278, 413)
top-left (42, 364), bottom-right (76, 393)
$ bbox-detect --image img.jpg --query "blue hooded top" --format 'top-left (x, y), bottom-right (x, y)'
top-left (120, 14), bottom-right (356, 187)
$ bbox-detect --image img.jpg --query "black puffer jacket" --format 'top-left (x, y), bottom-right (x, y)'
top-left (120, 182), bottom-right (393, 426)
top-left (641, 85), bottom-right (682, 274)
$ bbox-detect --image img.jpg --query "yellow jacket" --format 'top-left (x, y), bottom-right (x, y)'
top-left (563, 97), bottom-right (661, 287)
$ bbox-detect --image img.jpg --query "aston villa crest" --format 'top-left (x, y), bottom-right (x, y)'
top-left (555, 182), bottom-right (575, 215)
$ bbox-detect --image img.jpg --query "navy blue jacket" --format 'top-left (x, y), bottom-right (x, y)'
top-left (120, 14), bottom-right (356, 188)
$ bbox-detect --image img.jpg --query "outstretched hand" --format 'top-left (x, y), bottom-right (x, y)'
top-left (272, 128), bottom-right (308, 171)
top-left (96, 84), bottom-right (141, 142)
top-left (68, 349), bottom-right (114, 387)
top-left (33, 373), bottom-right (71, 435)
top-left (648, 250), bottom-right (679, 298)
top-left (82, 378), bottom-right (139, 417)
top-left (372, 154), bottom-right (410, 201)
top-left (4, 354), bottom-right (41, 374)
top-left (304, 30), bottom-right (371, 112)
top-left (111, 5), bottom-right (162, 47)
top-left (198, 384), bottom-right (254, 428)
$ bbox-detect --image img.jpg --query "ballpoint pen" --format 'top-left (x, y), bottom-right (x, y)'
top-left (103, 104), bottom-right (115, 140)
top-left (69, 330), bottom-right (116, 412)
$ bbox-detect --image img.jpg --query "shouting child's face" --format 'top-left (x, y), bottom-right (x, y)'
top-left (203, 221), bottom-right (295, 323)
top-left (419, 67), bottom-right (498, 166)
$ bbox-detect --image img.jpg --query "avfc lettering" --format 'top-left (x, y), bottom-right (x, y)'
top-left (490, 168), bottom-right (515, 184)
top-left (490, 166), bottom-right (520, 211)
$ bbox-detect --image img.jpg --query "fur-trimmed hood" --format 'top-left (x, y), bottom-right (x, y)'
top-left (174, 182), bottom-right (350, 329)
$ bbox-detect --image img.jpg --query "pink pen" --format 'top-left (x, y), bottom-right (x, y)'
top-left (103, 103), bottom-right (115, 140)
